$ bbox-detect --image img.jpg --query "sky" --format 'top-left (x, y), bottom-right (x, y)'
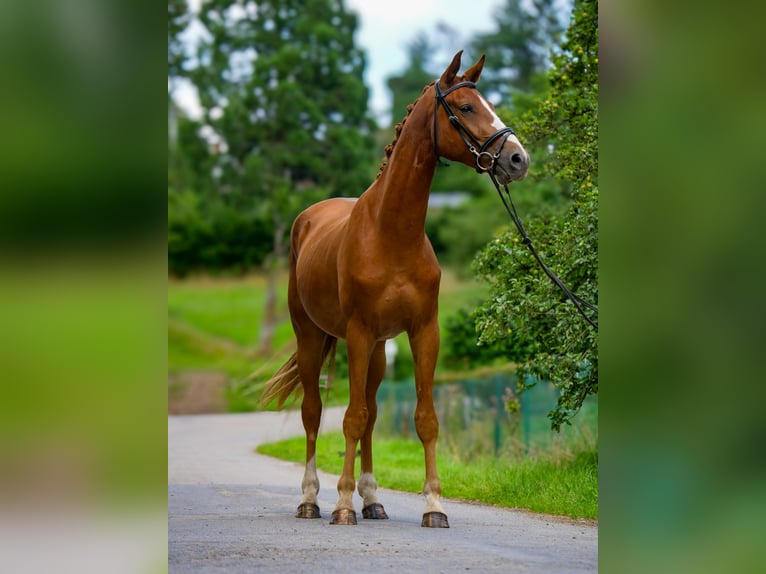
top-left (176, 0), bottom-right (504, 126)
top-left (344, 0), bottom-right (503, 124)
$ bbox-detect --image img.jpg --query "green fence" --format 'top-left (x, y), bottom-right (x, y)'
top-left (375, 373), bottom-right (597, 458)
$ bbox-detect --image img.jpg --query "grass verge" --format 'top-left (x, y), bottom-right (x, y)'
top-left (257, 431), bottom-right (597, 520)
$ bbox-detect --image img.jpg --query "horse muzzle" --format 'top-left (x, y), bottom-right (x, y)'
top-left (493, 145), bottom-right (529, 185)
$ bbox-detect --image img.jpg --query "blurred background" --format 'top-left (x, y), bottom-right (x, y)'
top-left (0, 0), bottom-right (764, 572)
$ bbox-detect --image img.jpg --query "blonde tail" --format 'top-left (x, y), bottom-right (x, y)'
top-left (260, 338), bottom-right (337, 409)
top-left (260, 352), bottom-right (301, 409)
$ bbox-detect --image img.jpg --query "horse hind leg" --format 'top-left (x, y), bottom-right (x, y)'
top-left (358, 341), bottom-right (388, 520)
top-left (295, 330), bottom-right (336, 519)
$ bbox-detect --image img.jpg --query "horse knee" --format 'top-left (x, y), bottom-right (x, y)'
top-left (414, 408), bottom-right (439, 443)
top-left (343, 407), bottom-right (369, 441)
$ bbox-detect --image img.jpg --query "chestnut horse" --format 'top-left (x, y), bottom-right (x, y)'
top-left (261, 51), bottom-right (529, 527)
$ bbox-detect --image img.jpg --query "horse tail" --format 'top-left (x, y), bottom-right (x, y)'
top-left (260, 337), bottom-right (337, 409)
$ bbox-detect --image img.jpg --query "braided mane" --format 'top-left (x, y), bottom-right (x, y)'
top-left (376, 81), bottom-right (435, 179)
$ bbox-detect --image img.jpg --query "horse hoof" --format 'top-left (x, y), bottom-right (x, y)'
top-left (295, 503), bottom-right (321, 519)
top-left (330, 508), bottom-right (357, 525)
top-left (421, 511), bottom-right (450, 528)
top-left (362, 503), bottom-right (389, 520)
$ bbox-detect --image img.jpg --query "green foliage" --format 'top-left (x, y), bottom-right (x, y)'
top-left (169, 0), bottom-right (378, 275)
top-left (191, 0), bottom-right (376, 200)
top-left (386, 35), bottom-right (434, 125)
top-left (427, 192), bottom-right (514, 269)
top-left (168, 189), bottom-right (274, 276)
top-left (443, 307), bottom-right (533, 369)
top-left (168, 0), bottom-right (190, 79)
top-left (471, 0), bottom-right (568, 98)
top-left (473, 0), bottom-right (598, 430)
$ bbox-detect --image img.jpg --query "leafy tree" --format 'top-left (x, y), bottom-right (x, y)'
top-left (191, 0), bottom-right (375, 202)
top-left (473, 0), bottom-right (598, 430)
top-left (168, 0), bottom-right (190, 81)
top-left (386, 35), bottom-right (434, 125)
top-left (471, 0), bottom-right (568, 100)
top-left (444, 308), bottom-right (533, 370)
top-left (184, 0), bottom-right (376, 353)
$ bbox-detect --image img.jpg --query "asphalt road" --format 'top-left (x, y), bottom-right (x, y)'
top-left (168, 408), bottom-right (597, 573)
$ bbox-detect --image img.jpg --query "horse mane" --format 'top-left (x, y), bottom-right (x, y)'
top-left (376, 81), bottom-right (435, 179)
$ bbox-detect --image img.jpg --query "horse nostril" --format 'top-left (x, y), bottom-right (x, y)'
top-left (511, 153), bottom-right (524, 167)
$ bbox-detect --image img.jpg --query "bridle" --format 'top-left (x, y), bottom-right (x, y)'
top-left (433, 80), bottom-right (517, 174)
top-left (433, 80), bottom-right (599, 330)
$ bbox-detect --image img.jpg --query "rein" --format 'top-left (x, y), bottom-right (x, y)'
top-left (434, 80), bottom-right (598, 330)
top-left (488, 172), bottom-right (598, 330)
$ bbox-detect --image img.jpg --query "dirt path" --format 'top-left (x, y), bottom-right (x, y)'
top-left (168, 409), bottom-right (597, 573)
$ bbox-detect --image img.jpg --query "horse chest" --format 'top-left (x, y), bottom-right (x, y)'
top-left (340, 264), bottom-right (440, 334)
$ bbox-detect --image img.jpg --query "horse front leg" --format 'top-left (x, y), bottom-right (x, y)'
top-left (410, 320), bottom-right (449, 528)
top-left (331, 321), bottom-right (374, 525)
top-left (358, 341), bottom-right (388, 520)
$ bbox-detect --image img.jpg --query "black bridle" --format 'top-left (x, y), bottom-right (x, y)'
top-left (433, 80), bottom-right (598, 330)
top-left (433, 80), bottom-right (517, 174)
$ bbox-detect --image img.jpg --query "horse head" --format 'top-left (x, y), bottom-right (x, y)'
top-left (431, 50), bottom-right (529, 185)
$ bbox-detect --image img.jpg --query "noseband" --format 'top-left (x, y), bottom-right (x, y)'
top-left (433, 81), bottom-right (517, 174)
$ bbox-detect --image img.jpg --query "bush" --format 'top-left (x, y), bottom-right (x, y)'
top-left (168, 190), bottom-right (274, 276)
top-left (443, 307), bottom-right (533, 369)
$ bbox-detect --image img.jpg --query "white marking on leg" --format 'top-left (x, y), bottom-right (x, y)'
top-left (300, 455), bottom-right (319, 505)
top-left (423, 491), bottom-right (446, 514)
top-left (357, 472), bottom-right (380, 507)
top-left (334, 490), bottom-right (355, 512)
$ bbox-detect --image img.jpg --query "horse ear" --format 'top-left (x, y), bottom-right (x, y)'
top-left (463, 54), bottom-right (486, 83)
top-left (439, 50), bottom-right (463, 87)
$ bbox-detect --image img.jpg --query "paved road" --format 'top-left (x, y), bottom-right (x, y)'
top-left (169, 408), bottom-right (597, 573)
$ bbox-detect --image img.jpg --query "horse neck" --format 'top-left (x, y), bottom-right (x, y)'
top-left (365, 101), bottom-right (438, 243)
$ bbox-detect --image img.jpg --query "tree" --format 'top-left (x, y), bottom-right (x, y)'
top-left (386, 35), bottom-right (434, 125)
top-left (185, 0), bottom-right (377, 354)
top-left (471, 0), bottom-right (568, 100)
top-left (473, 0), bottom-right (598, 430)
top-left (168, 0), bottom-right (190, 81)
top-left (191, 0), bottom-right (375, 201)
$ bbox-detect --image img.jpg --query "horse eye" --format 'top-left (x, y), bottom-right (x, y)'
top-left (459, 104), bottom-right (474, 114)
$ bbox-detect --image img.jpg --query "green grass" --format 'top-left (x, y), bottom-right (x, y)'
top-left (168, 273), bottom-right (303, 410)
top-left (168, 268), bottom-right (492, 412)
top-left (168, 275), bottom-right (292, 346)
top-left (257, 431), bottom-right (598, 520)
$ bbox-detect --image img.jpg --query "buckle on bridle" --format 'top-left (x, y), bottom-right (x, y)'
top-left (475, 151), bottom-right (495, 172)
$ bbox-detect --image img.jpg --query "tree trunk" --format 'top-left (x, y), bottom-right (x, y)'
top-left (256, 214), bottom-right (287, 358)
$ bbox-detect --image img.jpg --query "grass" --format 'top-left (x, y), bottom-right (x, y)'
top-left (257, 431), bottom-right (598, 520)
top-left (168, 273), bottom-right (297, 410)
top-left (168, 268), bottom-right (492, 411)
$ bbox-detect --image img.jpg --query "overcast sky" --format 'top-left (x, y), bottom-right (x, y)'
top-left (345, 0), bottom-right (502, 124)
top-left (176, 0), bottom-right (504, 126)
